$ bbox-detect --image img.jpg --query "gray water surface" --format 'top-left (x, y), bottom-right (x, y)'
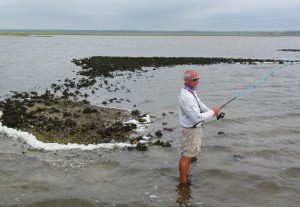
top-left (0, 35), bottom-right (300, 206)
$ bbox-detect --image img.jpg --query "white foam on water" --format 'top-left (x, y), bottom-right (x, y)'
top-left (125, 114), bottom-right (151, 133)
top-left (0, 111), bottom-right (151, 151)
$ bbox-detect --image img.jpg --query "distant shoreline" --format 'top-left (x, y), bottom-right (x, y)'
top-left (1, 30), bottom-right (300, 36)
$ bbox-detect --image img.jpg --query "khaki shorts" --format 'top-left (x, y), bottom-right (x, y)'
top-left (180, 127), bottom-right (203, 157)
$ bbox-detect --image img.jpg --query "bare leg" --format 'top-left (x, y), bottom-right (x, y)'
top-left (179, 155), bottom-right (192, 184)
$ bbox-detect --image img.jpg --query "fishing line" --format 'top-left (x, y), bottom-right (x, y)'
top-left (217, 54), bottom-right (300, 120)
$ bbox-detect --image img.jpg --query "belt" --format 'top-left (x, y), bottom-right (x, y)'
top-left (191, 122), bottom-right (203, 128)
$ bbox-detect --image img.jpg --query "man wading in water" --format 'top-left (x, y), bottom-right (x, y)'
top-left (178, 69), bottom-right (221, 184)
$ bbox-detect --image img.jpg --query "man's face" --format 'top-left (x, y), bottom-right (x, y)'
top-left (185, 71), bottom-right (199, 88)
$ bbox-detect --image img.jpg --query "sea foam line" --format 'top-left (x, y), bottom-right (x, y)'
top-left (0, 111), bottom-right (151, 151)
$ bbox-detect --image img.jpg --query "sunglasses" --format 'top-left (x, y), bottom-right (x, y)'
top-left (189, 77), bottom-right (199, 82)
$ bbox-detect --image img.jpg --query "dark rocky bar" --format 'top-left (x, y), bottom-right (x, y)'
top-left (278, 49), bottom-right (300, 52)
top-left (0, 91), bottom-right (141, 146)
top-left (72, 56), bottom-right (288, 77)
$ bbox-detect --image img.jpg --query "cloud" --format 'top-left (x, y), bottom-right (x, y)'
top-left (0, 0), bottom-right (300, 30)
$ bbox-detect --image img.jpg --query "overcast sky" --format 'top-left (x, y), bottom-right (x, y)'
top-left (1, 0), bottom-right (300, 31)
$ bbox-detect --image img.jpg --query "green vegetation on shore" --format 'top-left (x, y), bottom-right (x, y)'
top-left (1, 30), bottom-right (300, 36)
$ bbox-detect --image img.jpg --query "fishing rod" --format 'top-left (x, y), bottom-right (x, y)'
top-left (217, 56), bottom-right (300, 120)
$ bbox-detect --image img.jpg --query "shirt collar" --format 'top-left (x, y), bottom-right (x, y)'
top-left (183, 83), bottom-right (196, 93)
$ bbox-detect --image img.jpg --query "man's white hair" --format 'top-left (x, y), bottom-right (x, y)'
top-left (183, 69), bottom-right (196, 79)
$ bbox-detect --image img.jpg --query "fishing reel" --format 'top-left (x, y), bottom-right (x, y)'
top-left (217, 112), bottom-right (225, 120)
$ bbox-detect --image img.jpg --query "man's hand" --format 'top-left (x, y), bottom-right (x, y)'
top-left (212, 107), bottom-right (221, 116)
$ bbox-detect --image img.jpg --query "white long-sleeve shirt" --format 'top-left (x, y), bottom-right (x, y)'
top-left (179, 87), bottom-right (214, 128)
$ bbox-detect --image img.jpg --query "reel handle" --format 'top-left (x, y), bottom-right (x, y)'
top-left (217, 112), bottom-right (225, 120)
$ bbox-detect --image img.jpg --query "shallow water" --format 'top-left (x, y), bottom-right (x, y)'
top-left (0, 35), bottom-right (300, 206)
